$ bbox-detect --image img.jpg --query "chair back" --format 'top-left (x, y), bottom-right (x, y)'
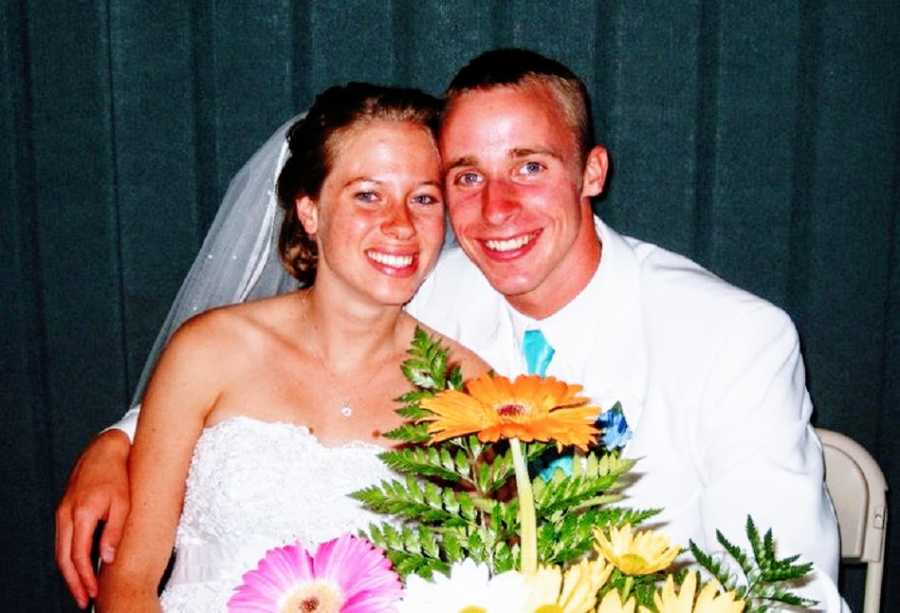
top-left (817, 428), bottom-right (888, 613)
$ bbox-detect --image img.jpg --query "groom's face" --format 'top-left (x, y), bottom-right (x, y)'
top-left (440, 83), bottom-right (606, 313)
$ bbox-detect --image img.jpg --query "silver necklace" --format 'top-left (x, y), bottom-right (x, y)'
top-left (299, 292), bottom-right (384, 419)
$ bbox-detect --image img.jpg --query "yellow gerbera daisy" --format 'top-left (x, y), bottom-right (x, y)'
top-left (639, 573), bottom-right (745, 613)
top-left (593, 525), bottom-right (681, 575)
top-left (419, 373), bottom-right (600, 450)
top-left (526, 560), bottom-right (613, 613)
top-left (595, 589), bottom-right (637, 613)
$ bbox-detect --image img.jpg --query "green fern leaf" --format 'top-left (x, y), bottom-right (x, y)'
top-left (401, 362), bottom-right (438, 389)
top-left (692, 517), bottom-right (817, 611)
top-left (349, 479), bottom-right (472, 525)
top-left (689, 539), bottom-right (739, 592)
top-left (382, 423), bottom-right (431, 443)
top-left (715, 529), bottom-right (754, 580)
top-left (448, 365), bottom-right (463, 389)
top-left (395, 405), bottom-right (432, 420)
top-left (378, 448), bottom-right (464, 481)
top-left (394, 388), bottom-right (434, 404)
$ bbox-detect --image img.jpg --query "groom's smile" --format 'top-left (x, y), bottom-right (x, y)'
top-left (480, 229), bottom-right (542, 260)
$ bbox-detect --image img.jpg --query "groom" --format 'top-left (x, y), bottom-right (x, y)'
top-left (57, 49), bottom-right (844, 609)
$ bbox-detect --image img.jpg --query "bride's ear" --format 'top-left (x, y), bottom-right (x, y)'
top-left (296, 196), bottom-right (318, 236)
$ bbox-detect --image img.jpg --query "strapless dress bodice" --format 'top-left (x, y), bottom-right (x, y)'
top-left (159, 416), bottom-right (395, 612)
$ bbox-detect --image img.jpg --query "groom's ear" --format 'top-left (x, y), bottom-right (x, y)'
top-left (296, 196), bottom-right (318, 236)
top-left (580, 145), bottom-right (609, 199)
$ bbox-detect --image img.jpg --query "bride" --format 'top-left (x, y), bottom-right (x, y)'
top-left (96, 83), bottom-right (486, 611)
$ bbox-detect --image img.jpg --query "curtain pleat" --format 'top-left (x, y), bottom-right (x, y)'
top-left (3, 1), bottom-right (898, 610)
top-left (2, 3), bottom-right (59, 606)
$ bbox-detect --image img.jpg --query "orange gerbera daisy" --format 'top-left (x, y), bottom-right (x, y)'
top-left (419, 373), bottom-right (600, 451)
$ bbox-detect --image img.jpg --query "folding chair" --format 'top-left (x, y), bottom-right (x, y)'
top-left (817, 428), bottom-right (888, 613)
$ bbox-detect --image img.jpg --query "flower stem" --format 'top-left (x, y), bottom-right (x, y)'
top-left (622, 576), bottom-right (634, 601)
top-left (509, 437), bottom-right (537, 574)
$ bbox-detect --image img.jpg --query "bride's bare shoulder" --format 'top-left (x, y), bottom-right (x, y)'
top-left (172, 292), bottom-right (300, 355)
top-left (407, 319), bottom-right (491, 381)
top-left (140, 294), bottom-right (302, 414)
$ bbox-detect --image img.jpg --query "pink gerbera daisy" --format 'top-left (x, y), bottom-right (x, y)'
top-left (228, 534), bottom-right (402, 612)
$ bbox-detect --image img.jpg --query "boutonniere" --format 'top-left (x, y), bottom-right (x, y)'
top-left (596, 402), bottom-right (632, 450)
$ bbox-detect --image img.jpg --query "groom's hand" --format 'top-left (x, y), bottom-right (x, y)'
top-left (55, 429), bottom-right (131, 609)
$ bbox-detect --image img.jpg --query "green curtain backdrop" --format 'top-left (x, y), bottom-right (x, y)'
top-left (3, 1), bottom-right (897, 610)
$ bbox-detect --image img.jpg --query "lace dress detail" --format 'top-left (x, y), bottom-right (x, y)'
top-left (159, 416), bottom-right (394, 612)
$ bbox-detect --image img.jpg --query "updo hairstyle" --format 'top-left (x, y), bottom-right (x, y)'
top-left (276, 82), bottom-right (443, 286)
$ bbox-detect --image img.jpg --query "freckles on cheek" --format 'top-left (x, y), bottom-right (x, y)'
top-left (415, 214), bottom-right (444, 237)
top-left (341, 209), bottom-right (377, 231)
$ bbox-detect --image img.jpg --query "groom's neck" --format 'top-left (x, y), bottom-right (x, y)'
top-left (505, 235), bottom-right (602, 321)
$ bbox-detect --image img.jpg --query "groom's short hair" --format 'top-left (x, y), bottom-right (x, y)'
top-left (445, 48), bottom-right (595, 162)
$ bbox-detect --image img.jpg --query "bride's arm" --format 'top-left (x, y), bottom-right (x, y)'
top-left (96, 316), bottom-right (224, 612)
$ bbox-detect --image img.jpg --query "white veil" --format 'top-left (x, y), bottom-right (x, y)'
top-left (129, 115), bottom-right (301, 407)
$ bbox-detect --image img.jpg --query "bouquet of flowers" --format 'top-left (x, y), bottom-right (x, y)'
top-left (230, 329), bottom-right (815, 613)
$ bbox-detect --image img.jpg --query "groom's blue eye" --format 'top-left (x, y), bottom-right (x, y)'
top-left (455, 171), bottom-right (482, 187)
top-left (517, 161), bottom-right (544, 176)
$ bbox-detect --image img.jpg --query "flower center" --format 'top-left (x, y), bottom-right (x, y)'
top-left (459, 607), bottom-right (488, 613)
top-left (279, 580), bottom-right (344, 613)
top-left (496, 403), bottom-right (526, 416)
top-left (535, 606), bottom-right (565, 613)
top-left (300, 597), bottom-right (319, 611)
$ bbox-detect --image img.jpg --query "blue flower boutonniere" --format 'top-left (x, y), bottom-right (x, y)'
top-left (597, 401), bottom-right (632, 450)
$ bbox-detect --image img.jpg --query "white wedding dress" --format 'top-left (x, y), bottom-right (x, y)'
top-left (159, 416), bottom-right (396, 612)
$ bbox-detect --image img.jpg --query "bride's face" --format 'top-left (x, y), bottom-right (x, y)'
top-left (298, 119), bottom-right (444, 305)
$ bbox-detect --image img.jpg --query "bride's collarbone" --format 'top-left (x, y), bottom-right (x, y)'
top-left (205, 393), bottom-right (405, 445)
top-left (203, 344), bottom-right (411, 443)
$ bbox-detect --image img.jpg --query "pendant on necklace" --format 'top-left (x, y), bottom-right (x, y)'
top-left (339, 402), bottom-right (353, 418)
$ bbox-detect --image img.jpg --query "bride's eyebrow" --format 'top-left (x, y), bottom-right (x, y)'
top-left (343, 177), bottom-right (382, 188)
top-left (343, 178), bottom-right (441, 189)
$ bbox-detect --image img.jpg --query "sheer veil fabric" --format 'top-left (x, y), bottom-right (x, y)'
top-left (129, 115), bottom-right (301, 407)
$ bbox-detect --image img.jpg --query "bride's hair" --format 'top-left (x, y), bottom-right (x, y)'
top-left (276, 83), bottom-right (443, 285)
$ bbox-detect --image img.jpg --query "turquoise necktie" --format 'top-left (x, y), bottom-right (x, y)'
top-left (525, 329), bottom-right (570, 482)
top-left (523, 329), bottom-right (555, 376)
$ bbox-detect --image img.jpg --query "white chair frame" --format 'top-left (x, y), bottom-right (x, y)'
top-left (817, 428), bottom-right (888, 613)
